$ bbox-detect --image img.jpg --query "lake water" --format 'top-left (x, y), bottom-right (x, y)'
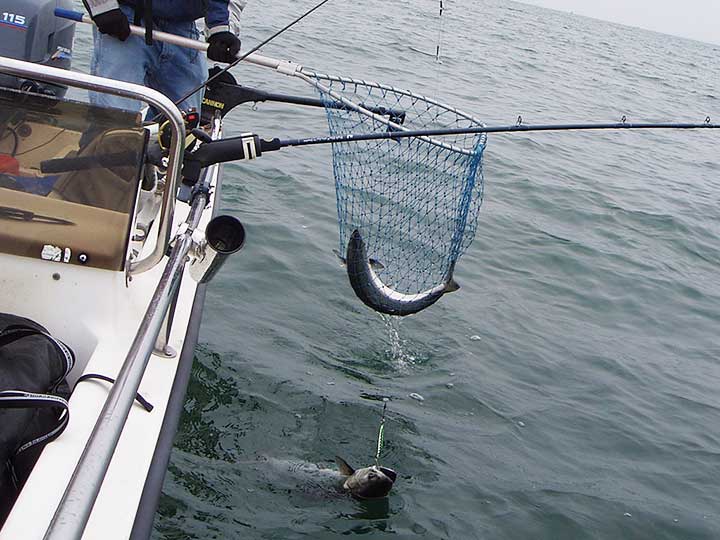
top-left (70, 0), bottom-right (720, 537)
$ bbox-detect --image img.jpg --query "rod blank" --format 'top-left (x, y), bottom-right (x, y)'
top-left (278, 120), bottom-right (719, 148)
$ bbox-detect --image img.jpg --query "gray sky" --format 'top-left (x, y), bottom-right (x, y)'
top-left (518, 0), bottom-right (720, 45)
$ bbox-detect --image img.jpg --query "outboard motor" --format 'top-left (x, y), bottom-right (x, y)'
top-left (0, 0), bottom-right (75, 97)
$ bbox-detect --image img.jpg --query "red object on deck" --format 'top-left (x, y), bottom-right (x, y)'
top-left (0, 154), bottom-right (19, 175)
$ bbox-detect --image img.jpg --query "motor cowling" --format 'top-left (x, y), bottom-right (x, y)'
top-left (0, 0), bottom-right (75, 97)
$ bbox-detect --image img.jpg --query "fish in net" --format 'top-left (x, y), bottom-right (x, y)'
top-left (302, 73), bottom-right (487, 316)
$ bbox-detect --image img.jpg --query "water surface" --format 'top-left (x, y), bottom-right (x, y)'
top-left (68, 0), bottom-right (720, 537)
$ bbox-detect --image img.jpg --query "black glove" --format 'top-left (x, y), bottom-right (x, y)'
top-left (93, 8), bottom-right (131, 41)
top-left (207, 31), bottom-right (241, 63)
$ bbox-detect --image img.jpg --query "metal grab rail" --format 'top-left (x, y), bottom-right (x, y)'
top-left (0, 56), bottom-right (186, 275)
top-left (40, 129), bottom-right (222, 537)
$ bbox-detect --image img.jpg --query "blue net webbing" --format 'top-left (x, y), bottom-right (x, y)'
top-left (308, 73), bottom-right (487, 306)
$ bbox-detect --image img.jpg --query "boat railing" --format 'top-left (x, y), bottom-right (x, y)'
top-left (0, 56), bottom-right (186, 275)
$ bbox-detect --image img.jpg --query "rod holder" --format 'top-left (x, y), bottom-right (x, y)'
top-left (189, 215), bottom-right (245, 283)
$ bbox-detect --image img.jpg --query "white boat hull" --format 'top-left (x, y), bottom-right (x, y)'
top-left (0, 180), bottom-right (219, 538)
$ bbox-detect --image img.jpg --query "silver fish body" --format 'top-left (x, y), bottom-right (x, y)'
top-left (345, 229), bottom-right (459, 316)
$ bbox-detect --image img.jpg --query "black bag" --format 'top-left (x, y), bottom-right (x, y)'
top-left (0, 313), bottom-right (74, 525)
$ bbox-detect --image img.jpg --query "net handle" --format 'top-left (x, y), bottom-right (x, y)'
top-left (54, 9), bottom-right (303, 75)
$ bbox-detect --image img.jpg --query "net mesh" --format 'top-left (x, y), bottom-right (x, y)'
top-left (306, 73), bottom-right (486, 311)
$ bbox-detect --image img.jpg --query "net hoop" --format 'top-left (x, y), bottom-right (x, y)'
top-left (302, 69), bottom-right (487, 315)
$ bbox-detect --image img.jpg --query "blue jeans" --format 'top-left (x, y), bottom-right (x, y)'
top-left (90, 4), bottom-right (207, 114)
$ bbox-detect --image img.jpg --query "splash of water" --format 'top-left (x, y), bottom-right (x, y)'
top-left (381, 314), bottom-right (417, 370)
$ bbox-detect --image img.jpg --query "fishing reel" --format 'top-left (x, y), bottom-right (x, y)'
top-left (145, 108), bottom-right (202, 170)
top-left (145, 108), bottom-right (210, 194)
top-left (157, 108), bottom-right (201, 152)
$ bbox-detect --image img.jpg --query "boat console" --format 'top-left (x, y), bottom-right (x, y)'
top-left (0, 87), bottom-right (147, 271)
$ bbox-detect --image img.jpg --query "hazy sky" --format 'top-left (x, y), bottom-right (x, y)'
top-left (518, 0), bottom-right (720, 45)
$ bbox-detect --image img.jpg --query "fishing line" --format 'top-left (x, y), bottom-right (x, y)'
top-left (374, 398), bottom-right (388, 466)
top-left (435, 0), bottom-right (445, 63)
top-left (166, 0), bottom-right (336, 117)
top-left (433, 0), bottom-right (445, 97)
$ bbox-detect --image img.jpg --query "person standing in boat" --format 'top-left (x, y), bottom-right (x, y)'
top-left (82, 0), bottom-right (246, 112)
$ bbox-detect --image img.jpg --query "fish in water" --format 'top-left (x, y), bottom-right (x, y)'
top-left (335, 456), bottom-right (397, 499)
top-left (243, 457), bottom-right (396, 499)
top-left (344, 229), bottom-right (459, 316)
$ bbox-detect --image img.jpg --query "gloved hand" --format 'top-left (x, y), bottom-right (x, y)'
top-left (93, 8), bottom-right (131, 41)
top-left (207, 31), bottom-right (241, 63)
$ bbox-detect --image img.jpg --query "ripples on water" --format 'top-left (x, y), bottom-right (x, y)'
top-left (68, 0), bottom-right (720, 537)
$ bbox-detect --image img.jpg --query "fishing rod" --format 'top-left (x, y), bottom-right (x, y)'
top-left (266, 117), bottom-right (719, 148)
top-left (38, 104), bottom-right (694, 187)
top-left (173, 117), bottom-right (719, 179)
top-left (38, 98), bottom-right (718, 177)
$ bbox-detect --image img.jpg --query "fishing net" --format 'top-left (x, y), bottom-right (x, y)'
top-left (302, 72), bottom-right (487, 315)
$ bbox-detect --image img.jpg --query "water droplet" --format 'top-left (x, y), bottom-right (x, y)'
top-left (409, 392), bottom-right (424, 402)
top-left (446, 383), bottom-right (454, 389)
top-left (469, 335), bottom-right (482, 341)
top-left (518, 421), bottom-right (525, 427)
top-left (327, 381), bottom-right (335, 385)
top-left (673, 519), bottom-right (679, 523)
top-left (294, 413), bottom-right (302, 419)
top-left (624, 512), bottom-right (632, 518)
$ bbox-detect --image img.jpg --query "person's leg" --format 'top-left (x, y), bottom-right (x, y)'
top-left (151, 20), bottom-right (208, 113)
top-left (89, 5), bottom-right (151, 111)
